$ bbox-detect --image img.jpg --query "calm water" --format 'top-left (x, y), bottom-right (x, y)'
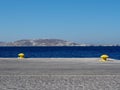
top-left (0, 46), bottom-right (120, 60)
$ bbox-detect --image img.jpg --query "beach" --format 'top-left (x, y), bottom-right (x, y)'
top-left (0, 58), bottom-right (120, 89)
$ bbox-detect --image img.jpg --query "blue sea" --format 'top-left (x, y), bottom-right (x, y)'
top-left (0, 46), bottom-right (120, 60)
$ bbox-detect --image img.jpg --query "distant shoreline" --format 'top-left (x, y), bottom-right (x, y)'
top-left (0, 39), bottom-right (119, 46)
top-left (0, 46), bottom-right (120, 47)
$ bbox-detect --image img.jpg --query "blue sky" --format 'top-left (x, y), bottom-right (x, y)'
top-left (0, 0), bottom-right (120, 44)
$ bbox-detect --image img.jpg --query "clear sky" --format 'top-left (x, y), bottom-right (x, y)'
top-left (0, 0), bottom-right (120, 44)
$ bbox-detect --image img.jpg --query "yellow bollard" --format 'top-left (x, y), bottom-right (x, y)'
top-left (18, 53), bottom-right (25, 59)
top-left (100, 54), bottom-right (109, 62)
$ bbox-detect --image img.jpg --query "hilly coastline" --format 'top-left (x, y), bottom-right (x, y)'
top-left (0, 39), bottom-right (119, 46)
top-left (0, 39), bottom-right (82, 46)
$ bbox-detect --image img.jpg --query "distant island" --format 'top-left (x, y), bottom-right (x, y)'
top-left (0, 39), bottom-right (119, 46)
top-left (0, 39), bottom-right (82, 46)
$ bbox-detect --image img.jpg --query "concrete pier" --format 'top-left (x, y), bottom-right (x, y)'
top-left (0, 58), bottom-right (120, 90)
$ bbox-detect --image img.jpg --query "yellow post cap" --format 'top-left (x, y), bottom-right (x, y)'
top-left (101, 54), bottom-right (109, 58)
top-left (100, 54), bottom-right (109, 62)
top-left (18, 53), bottom-right (25, 58)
